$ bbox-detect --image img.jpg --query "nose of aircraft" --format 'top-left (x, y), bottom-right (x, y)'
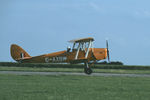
top-left (92, 48), bottom-right (107, 60)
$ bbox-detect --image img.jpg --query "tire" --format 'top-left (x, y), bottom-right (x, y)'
top-left (84, 67), bottom-right (92, 75)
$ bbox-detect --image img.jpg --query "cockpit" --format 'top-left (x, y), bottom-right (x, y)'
top-left (68, 37), bottom-right (94, 59)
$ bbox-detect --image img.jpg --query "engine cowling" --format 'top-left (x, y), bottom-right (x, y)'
top-left (92, 48), bottom-right (107, 60)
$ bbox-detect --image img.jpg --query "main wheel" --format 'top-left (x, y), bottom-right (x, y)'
top-left (84, 67), bottom-right (92, 75)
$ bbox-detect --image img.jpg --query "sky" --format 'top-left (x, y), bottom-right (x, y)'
top-left (0, 0), bottom-right (150, 65)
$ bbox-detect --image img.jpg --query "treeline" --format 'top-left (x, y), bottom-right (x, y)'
top-left (93, 61), bottom-right (124, 65)
top-left (0, 62), bottom-right (150, 70)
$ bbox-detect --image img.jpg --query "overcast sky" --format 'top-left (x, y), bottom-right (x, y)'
top-left (1, 0), bottom-right (150, 65)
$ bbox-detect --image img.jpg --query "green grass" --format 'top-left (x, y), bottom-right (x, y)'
top-left (0, 74), bottom-right (150, 100)
top-left (1, 62), bottom-right (150, 74)
top-left (1, 62), bottom-right (150, 70)
top-left (1, 66), bottom-right (150, 74)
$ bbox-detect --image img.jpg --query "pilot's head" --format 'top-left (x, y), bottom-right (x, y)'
top-left (67, 46), bottom-right (71, 52)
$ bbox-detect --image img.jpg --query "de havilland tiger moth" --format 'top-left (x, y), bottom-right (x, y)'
top-left (10, 37), bottom-right (110, 74)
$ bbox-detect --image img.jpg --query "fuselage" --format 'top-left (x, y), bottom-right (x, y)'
top-left (18, 48), bottom-right (107, 63)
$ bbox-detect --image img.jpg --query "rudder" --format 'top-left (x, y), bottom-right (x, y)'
top-left (10, 44), bottom-right (31, 61)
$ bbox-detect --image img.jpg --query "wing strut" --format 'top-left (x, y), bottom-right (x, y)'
top-left (75, 43), bottom-right (81, 59)
top-left (85, 40), bottom-right (92, 58)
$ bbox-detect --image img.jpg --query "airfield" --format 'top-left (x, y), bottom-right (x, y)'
top-left (0, 62), bottom-right (150, 100)
top-left (1, 71), bottom-right (150, 77)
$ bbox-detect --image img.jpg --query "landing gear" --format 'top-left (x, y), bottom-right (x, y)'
top-left (84, 67), bottom-right (92, 75)
top-left (84, 62), bottom-right (92, 75)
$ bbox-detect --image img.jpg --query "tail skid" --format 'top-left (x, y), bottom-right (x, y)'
top-left (10, 44), bottom-right (31, 61)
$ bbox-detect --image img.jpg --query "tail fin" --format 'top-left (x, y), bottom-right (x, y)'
top-left (10, 44), bottom-right (31, 61)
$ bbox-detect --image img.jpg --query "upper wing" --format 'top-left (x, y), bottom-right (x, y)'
top-left (68, 37), bottom-right (94, 43)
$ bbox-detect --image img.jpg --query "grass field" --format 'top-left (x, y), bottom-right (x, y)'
top-left (1, 62), bottom-right (150, 70)
top-left (0, 62), bottom-right (150, 74)
top-left (1, 66), bottom-right (150, 74)
top-left (0, 62), bottom-right (150, 100)
top-left (0, 74), bottom-right (150, 100)
top-left (1, 62), bottom-right (150, 74)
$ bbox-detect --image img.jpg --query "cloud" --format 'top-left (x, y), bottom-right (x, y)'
top-left (88, 2), bottom-right (104, 12)
top-left (143, 10), bottom-right (150, 16)
top-left (89, 2), bottom-right (100, 10)
top-left (134, 10), bottom-right (150, 18)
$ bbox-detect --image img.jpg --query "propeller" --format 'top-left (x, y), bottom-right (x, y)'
top-left (106, 40), bottom-right (110, 63)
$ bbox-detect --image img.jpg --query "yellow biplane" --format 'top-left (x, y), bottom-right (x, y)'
top-left (10, 37), bottom-right (110, 74)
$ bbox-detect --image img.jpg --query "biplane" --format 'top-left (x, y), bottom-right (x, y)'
top-left (10, 37), bottom-right (110, 74)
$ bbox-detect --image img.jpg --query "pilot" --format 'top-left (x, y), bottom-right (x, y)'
top-left (67, 46), bottom-right (71, 52)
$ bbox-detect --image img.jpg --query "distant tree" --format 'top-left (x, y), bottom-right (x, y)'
top-left (109, 61), bottom-right (124, 65)
top-left (93, 61), bottom-right (124, 65)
